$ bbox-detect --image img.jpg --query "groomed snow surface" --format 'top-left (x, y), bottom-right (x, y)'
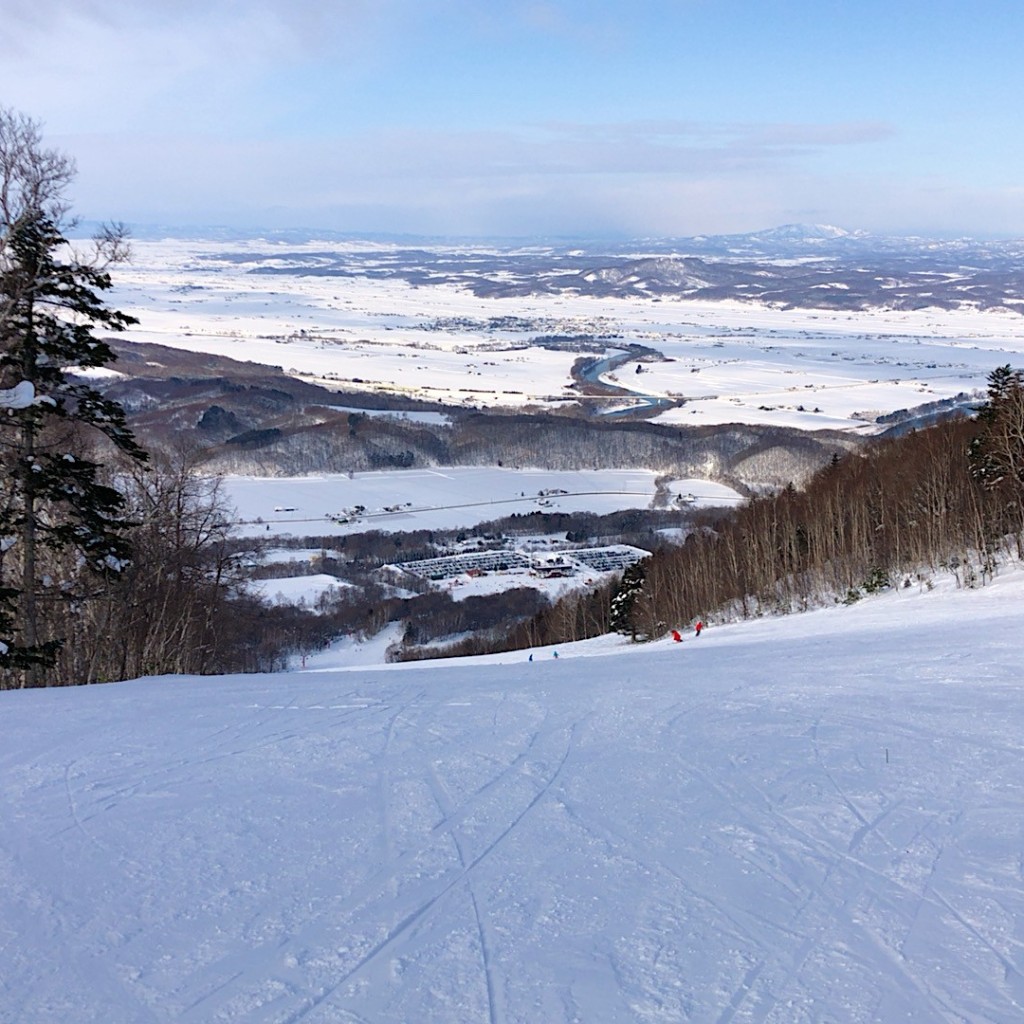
top-left (4, 571), bottom-right (1024, 1023)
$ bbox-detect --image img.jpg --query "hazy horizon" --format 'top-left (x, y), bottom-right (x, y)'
top-left (75, 219), bottom-right (1024, 246)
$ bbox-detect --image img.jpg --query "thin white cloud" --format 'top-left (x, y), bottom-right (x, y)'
top-left (59, 116), bottom-right (928, 237)
top-left (226, 118), bottom-right (887, 186)
top-left (1, 0), bottom-right (420, 133)
top-left (3, 0), bottom-right (412, 47)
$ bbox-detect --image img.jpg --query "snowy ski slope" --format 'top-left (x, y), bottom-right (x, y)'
top-left (3, 569), bottom-right (1024, 1022)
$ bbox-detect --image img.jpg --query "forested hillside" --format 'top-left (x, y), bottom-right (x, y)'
top-left (103, 339), bottom-right (859, 490)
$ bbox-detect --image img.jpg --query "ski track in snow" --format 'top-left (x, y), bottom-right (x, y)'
top-left (3, 574), bottom-right (1024, 1021)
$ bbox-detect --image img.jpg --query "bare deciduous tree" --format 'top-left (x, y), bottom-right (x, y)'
top-left (0, 107), bottom-right (75, 234)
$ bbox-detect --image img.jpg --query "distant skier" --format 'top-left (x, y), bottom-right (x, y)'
top-left (694, 620), bottom-right (704, 637)
top-left (671, 629), bottom-right (682, 643)
top-left (528, 653), bottom-right (533, 662)
top-left (552, 650), bottom-right (559, 659)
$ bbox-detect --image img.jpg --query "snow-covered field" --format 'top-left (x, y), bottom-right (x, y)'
top-left (108, 238), bottom-right (1024, 432)
top-left (226, 468), bottom-right (736, 608)
top-left (5, 569), bottom-right (1024, 1022)
top-left (249, 573), bottom-right (352, 608)
top-left (222, 467), bottom-right (742, 539)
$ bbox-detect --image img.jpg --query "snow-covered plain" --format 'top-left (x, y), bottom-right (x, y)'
top-left (249, 574), bottom-right (352, 608)
top-left (4, 570), bottom-right (1024, 1022)
top-left (108, 238), bottom-right (1024, 432)
top-left (222, 467), bottom-right (742, 539)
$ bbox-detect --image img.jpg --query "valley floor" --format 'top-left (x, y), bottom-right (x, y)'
top-left (3, 571), bottom-right (1024, 1022)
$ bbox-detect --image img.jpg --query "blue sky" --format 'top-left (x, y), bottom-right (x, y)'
top-left (4, 0), bottom-right (1023, 238)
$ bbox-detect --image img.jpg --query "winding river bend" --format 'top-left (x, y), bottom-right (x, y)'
top-left (573, 347), bottom-right (678, 418)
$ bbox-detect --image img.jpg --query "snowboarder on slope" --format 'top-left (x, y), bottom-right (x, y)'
top-left (671, 629), bottom-right (683, 643)
top-left (694, 620), bottom-right (704, 637)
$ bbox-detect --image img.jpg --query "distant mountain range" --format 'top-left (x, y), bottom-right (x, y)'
top-left (678, 222), bottom-right (867, 250)
top-left (465, 227), bottom-right (1024, 311)
top-left (100, 221), bottom-right (1024, 314)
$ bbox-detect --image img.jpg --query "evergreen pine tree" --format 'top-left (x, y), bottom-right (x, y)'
top-left (969, 365), bottom-right (1024, 489)
top-left (0, 211), bottom-right (146, 683)
top-left (609, 559), bottom-right (647, 640)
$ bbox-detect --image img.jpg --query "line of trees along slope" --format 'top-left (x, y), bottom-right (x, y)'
top-left (615, 370), bottom-right (1024, 641)
top-left (387, 372), bottom-right (1024, 662)
top-left (194, 406), bottom-right (854, 491)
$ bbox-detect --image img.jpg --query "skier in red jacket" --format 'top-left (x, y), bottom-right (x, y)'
top-left (671, 629), bottom-right (682, 642)
top-left (694, 620), bottom-right (704, 637)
